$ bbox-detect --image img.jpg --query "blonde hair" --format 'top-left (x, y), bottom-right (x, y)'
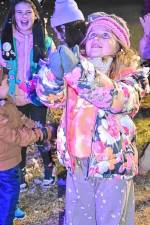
top-left (109, 47), bottom-right (140, 80)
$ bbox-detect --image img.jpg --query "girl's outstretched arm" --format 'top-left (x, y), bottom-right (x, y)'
top-left (64, 60), bottom-right (144, 116)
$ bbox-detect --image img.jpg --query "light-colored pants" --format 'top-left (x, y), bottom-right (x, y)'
top-left (64, 161), bottom-right (135, 225)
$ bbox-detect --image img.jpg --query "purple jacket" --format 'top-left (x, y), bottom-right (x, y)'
top-left (139, 34), bottom-right (150, 59)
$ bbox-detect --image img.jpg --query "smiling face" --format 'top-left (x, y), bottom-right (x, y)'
top-left (14, 2), bottom-right (36, 34)
top-left (85, 25), bottom-right (120, 58)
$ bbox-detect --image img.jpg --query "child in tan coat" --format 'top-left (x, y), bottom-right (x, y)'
top-left (0, 69), bottom-right (52, 225)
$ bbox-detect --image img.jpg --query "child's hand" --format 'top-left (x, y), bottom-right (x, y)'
top-left (34, 126), bottom-right (52, 145)
top-left (58, 45), bottom-right (79, 74)
top-left (140, 13), bottom-right (150, 36)
top-left (21, 115), bottom-right (36, 128)
top-left (49, 45), bottom-right (79, 81)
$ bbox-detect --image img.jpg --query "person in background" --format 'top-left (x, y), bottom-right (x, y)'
top-left (50, 0), bottom-right (86, 48)
top-left (138, 11), bottom-right (150, 173)
top-left (0, 69), bottom-right (52, 225)
top-left (0, 0), bottom-right (55, 219)
top-left (45, 0), bottom-right (87, 186)
top-left (141, 0), bottom-right (150, 17)
top-left (139, 13), bottom-right (150, 60)
top-left (36, 12), bottom-right (146, 225)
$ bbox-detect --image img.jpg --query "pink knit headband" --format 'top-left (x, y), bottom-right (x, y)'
top-left (83, 15), bottom-right (130, 48)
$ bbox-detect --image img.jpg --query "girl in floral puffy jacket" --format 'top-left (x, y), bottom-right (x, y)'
top-left (36, 12), bottom-right (146, 225)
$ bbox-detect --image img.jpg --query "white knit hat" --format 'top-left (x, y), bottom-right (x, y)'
top-left (51, 0), bottom-right (85, 27)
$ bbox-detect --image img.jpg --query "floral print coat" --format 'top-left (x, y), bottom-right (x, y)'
top-left (36, 58), bottom-right (144, 179)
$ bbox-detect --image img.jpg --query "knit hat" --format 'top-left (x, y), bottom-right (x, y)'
top-left (51, 0), bottom-right (85, 28)
top-left (83, 12), bottom-right (130, 48)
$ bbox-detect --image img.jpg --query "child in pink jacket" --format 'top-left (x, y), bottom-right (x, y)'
top-left (36, 12), bottom-right (147, 225)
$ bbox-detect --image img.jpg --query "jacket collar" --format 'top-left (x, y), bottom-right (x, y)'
top-left (13, 27), bottom-right (33, 42)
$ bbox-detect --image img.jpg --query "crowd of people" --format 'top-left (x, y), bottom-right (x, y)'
top-left (0, 0), bottom-right (149, 225)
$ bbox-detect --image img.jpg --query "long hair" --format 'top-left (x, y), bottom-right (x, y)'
top-left (1, 0), bottom-right (46, 62)
top-left (109, 47), bottom-right (140, 80)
